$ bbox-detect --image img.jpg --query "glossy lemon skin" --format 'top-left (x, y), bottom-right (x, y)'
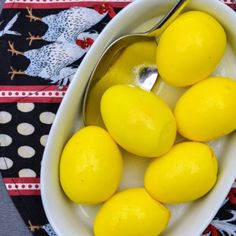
top-left (60, 126), bottom-right (123, 204)
top-left (144, 142), bottom-right (218, 203)
top-left (175, 77), bottom-right (236, 141)
top-left (100, 84), bottom-right (176, 158)
top-left (156, 11), bottom-right (226, 87)
top-left (94, 188), bottom-right (170, 236)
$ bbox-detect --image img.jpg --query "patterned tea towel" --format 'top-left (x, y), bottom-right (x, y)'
top-left (0, 0), bottom-right (235, 235)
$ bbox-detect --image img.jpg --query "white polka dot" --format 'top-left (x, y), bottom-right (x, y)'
top-left (0, 134), bottom-right (12, 147)
top-left (40, 135), bottom-right (48, 146)
top-left (18, 168), bottom-right (36, 177)
top-left (39, 112), bottom-right (55, 124)
top-left (18, 146), bottom-right (35, 158)
top-left (0, 157), bottom-right (13, 170)
top-left (17, 103), bottom-right (35, 112)
top-left (0, 111), bottom-right (12, 124)
top-left (17, 123), bottom-right (35, 135)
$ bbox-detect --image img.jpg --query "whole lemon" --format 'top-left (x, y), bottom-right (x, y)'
top-left (156, 11), bottom-right (226, 87)
top-left (85, 40), bottom-right (157, 126)
top-left (144, 142), bottom-right (218, 203)
top-left (94, 188), bottom-right (170, 236)
top-left (100, 84), bottom-right (176, 158)
top-left (175, 77), bottom-right (236, 141)
top-left (60, 126), bottom-right (123, 204)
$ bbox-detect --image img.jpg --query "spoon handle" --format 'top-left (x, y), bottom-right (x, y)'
top-left (147, 0), bottom-right (190, 37)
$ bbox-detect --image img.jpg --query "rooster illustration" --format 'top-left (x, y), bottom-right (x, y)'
top-left (50, 66), bottom-right (78, 86)
top-left (28, 220), bottom-right (57, 236)
top-left (8, 31), bottom-right (98, 84)
top-left (26, 4), bottom-right (115, 45)
top-left (0, 13), bottom-right (21, 37)
top-left (203, 210), bottom-right (236, 236)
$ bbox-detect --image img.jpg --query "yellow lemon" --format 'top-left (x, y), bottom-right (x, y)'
top-left (100, 84), bottom-right (176, 158)
top-left (94, 188), bottom-right (170, 236)
top-left (144, 142), bottom-right (218, 203)
top-left (60, 126), bottom-right (123, 204)
top-left (85, 40), bottom-right (157, 126)
top-left (156, 11), bottom-right (226, 87)
top-left (175, 77), bottom-right (236, 141)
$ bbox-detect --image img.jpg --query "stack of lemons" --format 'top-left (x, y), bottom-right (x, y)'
top-left (60, 11), bottom-right (236, 236)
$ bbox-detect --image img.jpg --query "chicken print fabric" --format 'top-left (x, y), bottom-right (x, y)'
top-left (8, 31), bottom-right (98, 83)
top-left (0, 13), bottom-right (21, 37)
top-left (25, 6), bottom-right (115, 43)
top-left (0, 5), bottom-right (117, 86)
top-left (0, 0), bottom-right (235, 236)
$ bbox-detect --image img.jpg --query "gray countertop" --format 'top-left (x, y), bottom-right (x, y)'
top-left (0, 173), bottom-right (32, 236)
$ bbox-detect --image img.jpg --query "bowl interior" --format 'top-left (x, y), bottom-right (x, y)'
top-left (41, 0), bottom-right (236, 236)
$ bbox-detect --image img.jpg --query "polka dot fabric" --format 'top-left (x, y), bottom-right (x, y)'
top-left (0, 1), bottom-right (235, 236)
top-left (0, 102), bottom-right (59, 178)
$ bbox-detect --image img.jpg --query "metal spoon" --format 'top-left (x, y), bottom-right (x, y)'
top-left (83, 0), bottom-right (190, 125)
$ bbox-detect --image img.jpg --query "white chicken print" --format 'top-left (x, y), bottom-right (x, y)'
top-left (0, 13), bottom-right (21, 37)
top-left (8, 31), bottom-right (98, 84)
top-left (26, 4), bottom-right (115, 45)
top-left (28, 220), bottom-right (57, 236)
top-left (50, 66), bottom-right (78, 86)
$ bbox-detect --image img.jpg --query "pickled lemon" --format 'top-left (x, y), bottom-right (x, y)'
top-left (156, 11), bottom-right (226, 87)
top-left (94, 188), bottom-right (170, 236)
top-left (85, 40), bottom-right (157, 126)
top-left (145, 142), bottom-right (218, 203)
top-left (60, 126), bottom-right (123, 204)
top-left (100, 84), bottom-right (176, 157)
top-left (175, 77), bottom-right (236, 141)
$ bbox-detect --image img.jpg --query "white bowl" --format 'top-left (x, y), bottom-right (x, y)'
top-left (41, 0), bottom-right (236, 235)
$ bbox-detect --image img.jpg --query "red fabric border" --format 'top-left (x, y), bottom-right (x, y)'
top-left (4, 177), bottom-right (40, 183)
top-left (3, 1), bottom-right (131, 9)
top-left (227, 3), bottom-right (236, 9)
top-left (2, 1), bottom-right (236, 10)
top-left (0, 85), bottom-right (67, 91)
top-left (4, 178), bottom-right (41, 196)
top-left (0, 85), bottom-right (67, 103)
